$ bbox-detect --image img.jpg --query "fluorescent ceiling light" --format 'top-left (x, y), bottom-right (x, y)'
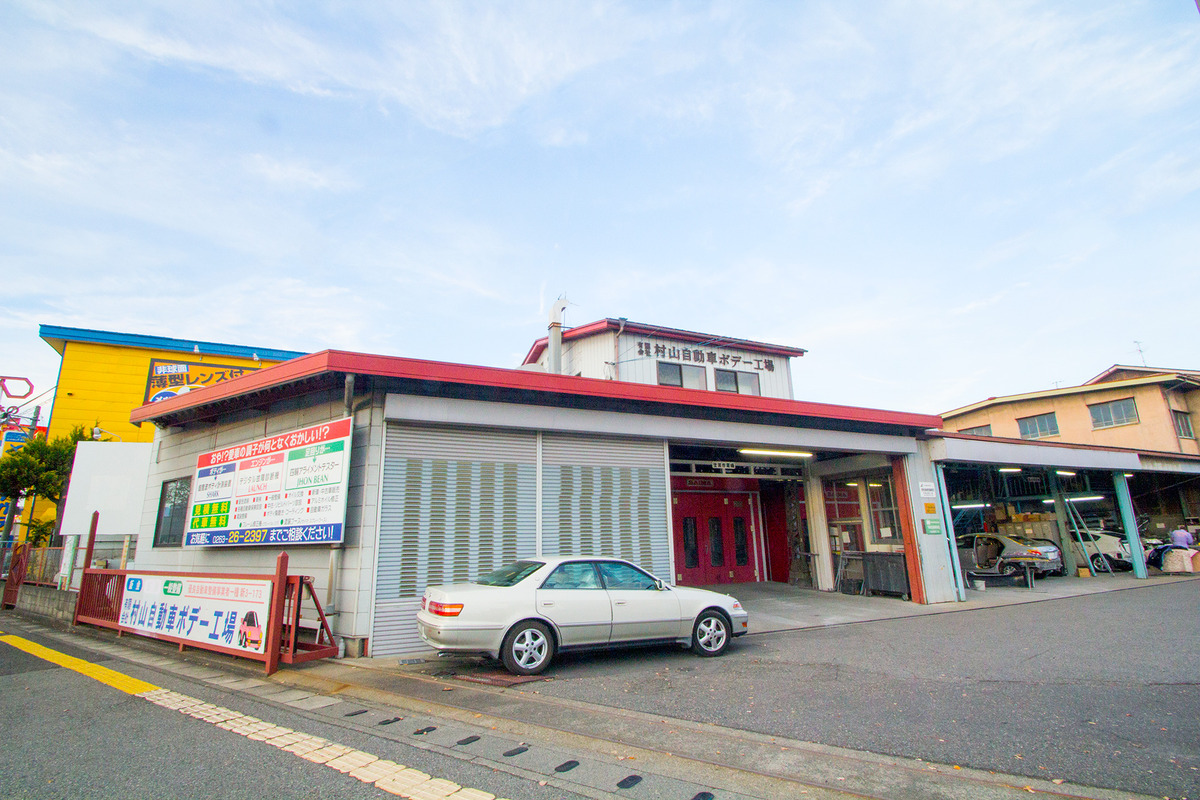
top-left (952, 503), bottom-right (988, 509)
top-left (738, 448), bottom-right (813, 458)
top-left (868, 483), bottom-right (883, 488)
top-left (1056, 470), bottom-right (1076, 476)
top-left (846, 482), bottom-right (859, 487)
top-left (1068, 495), bottom-right (1105, 503)
top-left (998, 468), bottom-right (1022, 473)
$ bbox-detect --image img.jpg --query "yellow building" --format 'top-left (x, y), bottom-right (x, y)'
top-left (6, 326), bottom-right (305, 540)
top-left (39, 325), bottom-right (306, 443)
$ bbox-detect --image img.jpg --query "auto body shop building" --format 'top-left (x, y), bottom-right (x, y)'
top-left (129, 348), bottom-right (948, 657)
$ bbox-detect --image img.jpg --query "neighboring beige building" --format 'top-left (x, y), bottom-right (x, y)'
top-left (942, 365), bottom-right (1200, 456)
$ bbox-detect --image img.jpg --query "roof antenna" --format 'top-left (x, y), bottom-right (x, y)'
top-left (1133, 340), bottom-right (1147, 366)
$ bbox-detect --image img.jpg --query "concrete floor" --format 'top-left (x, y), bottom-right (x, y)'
top-left (706, 569), bottom-right (1199, 635)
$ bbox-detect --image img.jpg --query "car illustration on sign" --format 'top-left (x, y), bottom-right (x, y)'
top-left (237, 610), bottom-right (263, 650)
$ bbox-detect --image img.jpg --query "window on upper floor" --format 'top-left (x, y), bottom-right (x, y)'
top-left (1174, 410), bottom-right (1195, 439)
top-left (1017, 412), bottom-right (1059, 440)
top-left (714, 368), bottom-right (760, 395)
top-left (1088, 397), bottom-right (1139, 430)
top-left (657, 361), bottom-right (707, 390)
top-left (958, 425), bottom-right (992, 436)
top-left (153, 476), bottom-right (192, 548)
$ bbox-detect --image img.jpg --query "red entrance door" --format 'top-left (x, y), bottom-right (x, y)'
top-left (673, 493), bottom-right (758, 585)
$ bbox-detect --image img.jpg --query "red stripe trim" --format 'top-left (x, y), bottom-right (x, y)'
top-left (131, 349), bottom-right (942, 430)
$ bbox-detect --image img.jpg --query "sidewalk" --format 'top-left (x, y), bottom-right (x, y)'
top-left (10, 572), bottom-right (1194, 800)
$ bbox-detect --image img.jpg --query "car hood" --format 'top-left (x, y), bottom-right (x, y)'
top-left (670, 585), bottom-right (742, 607)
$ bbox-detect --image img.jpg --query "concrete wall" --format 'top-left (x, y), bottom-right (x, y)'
top-left (134, 388), bottom-right (385, 642)
top-left (16, 584), bottom-right (78, 623)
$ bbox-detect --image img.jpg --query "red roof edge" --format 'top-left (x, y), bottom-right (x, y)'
top-left (131, 348), bottom-right (940, 431)
top-left (522, 318), bottom-right (807, 365)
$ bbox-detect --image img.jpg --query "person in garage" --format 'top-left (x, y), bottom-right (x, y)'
top-left (1169, 525), bottom-right (1195, 547)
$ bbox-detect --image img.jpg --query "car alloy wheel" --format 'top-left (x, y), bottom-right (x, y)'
top-left (691, 610), bottom-right (730, 657)
top-left (1091, 553), bottom-right (1110, 571)
top-left (501, 620), bottom-right (554, 675)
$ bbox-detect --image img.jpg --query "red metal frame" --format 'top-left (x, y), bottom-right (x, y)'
top-left (2, 542), bottom-right (29, 609)
top-left (73, 552), bottom-right (337, 675)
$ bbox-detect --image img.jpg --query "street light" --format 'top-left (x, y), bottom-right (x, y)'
top-left (92, 427), bottom-right (122, 441)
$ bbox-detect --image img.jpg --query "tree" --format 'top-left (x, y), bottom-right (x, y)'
top-left (0, 425), bottom-right (89, 545)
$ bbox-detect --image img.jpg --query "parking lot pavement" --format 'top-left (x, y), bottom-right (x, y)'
top-left (6, 574), bottom-right (1196, 800)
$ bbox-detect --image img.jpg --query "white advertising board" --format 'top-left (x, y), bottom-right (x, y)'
top-left (118, 574), bottom-right (273, 654)
top-left (184, 418), bottom-right (353, 547)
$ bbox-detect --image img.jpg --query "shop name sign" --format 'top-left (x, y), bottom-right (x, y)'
top-left (119, 574), bottom-right (273, 654)
top-left (184, 418), bottom-right (353, 547)
top-left (635, 341), bottom-right (776, 372)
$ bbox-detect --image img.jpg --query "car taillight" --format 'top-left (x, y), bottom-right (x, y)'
top-left (427, 600), bottom-right (464, 617)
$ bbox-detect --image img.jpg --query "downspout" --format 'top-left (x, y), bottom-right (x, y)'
top-left (548, 297), bottom-right (569, 375)
top-left (326, 373), bottom-right (355, 615)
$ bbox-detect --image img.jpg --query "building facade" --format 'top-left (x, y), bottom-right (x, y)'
top-left (521, 319), bottom-right (805, 399)
top-left (130, 349), bottom-right (950, 657)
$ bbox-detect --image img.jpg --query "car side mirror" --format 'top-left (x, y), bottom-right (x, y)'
top-left (654, 579), bottom-right (667, 591)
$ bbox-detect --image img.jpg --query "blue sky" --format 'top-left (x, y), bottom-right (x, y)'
top-left (2, 1), bottom-right (1198, 421)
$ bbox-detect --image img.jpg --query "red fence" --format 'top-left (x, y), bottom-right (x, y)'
top-left (73, 552), bottom-right (338, 675)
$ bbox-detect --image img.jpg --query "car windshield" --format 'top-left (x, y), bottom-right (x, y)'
top-left (475, 561), bottom-right (544, 587)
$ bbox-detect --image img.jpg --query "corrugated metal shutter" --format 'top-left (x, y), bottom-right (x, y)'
top-left (373, 424), bottom-right (537, 656)
top-left (541, 433), bottom-right (670, 578)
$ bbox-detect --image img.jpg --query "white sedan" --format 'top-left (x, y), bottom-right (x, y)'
top-left (416, 556), bottom-right (749, 675)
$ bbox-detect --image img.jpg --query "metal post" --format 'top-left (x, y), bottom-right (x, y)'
top-left (934, 464), bottom-right (966, 601)
top-left (1112, 472), bottom-right (1147, 579)
top-left (1047, 472), bottom-right (1077, 575)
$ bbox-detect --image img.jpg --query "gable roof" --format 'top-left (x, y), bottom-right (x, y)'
top-left (1084, 364), bottom-right (1200, 385)
top-left (522, 318), bottom-right (807, 366)
top-left (131, 348), bottom-right (939, 437)
top-left (943, 373), bottom-right (1200, 419)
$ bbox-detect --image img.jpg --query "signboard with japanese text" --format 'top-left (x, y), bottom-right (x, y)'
top-left (144, 359), bottom-right (261, 403)
top-left (184, 418), bottom-right (353, 547)
top-left (118, 574), bottom-right (273, 654)
top-left (634, 340), bottom-right (777, 373)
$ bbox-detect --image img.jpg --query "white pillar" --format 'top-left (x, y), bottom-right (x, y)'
top-left (802, 464), bottom-right (834, 591)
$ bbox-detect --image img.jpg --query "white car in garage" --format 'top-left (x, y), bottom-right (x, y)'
top-left (1066, 530), bottom-right (1137, 571)
top-left (417, 556), bottom-right (749, 675)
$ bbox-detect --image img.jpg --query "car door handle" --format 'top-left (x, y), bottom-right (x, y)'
top-left (614, 600), bottom-right (627, 606)
top-left (540, 600), bottom-right (555, 607)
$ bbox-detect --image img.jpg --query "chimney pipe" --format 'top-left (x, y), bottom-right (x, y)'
top-left (548, 297), bottom-right (569, 375)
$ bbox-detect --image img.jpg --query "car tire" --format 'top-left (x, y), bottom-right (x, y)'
top-left (691, 610), bottom-right (730, 657)
top-left (501, 620), bottom-right (554, 676)
top-left (238, 631), bottom-right (246, 649)
top-left (1090, 553), bottom-right (1111, 572)
top-left (997, 561), bottom-right (1020, 577)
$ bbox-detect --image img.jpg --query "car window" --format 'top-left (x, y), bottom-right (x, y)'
top-left (540, 562), bottom-right (602, 590)
top-left (596, 561), bottom-right (658, 591)
top-left (475, 561), bottom-right (544, 586)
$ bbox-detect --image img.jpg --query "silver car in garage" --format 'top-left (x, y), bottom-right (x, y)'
top-left (417, 556), bottom-right (749, 675)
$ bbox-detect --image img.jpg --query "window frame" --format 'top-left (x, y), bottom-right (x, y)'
top-left (1174, 410), bottom-right (1195, 439)
top-left (958, 424), bottom-right (992, 437)
top-left (1088, 397), bottom-right (1139, 430)
top-left (713, 368), bottom-right (761, 395)
top-left (153, 476), bottom-right (192, 548)
top-left (657, 361), bottom-right (706, 390)
top-left (1017, 412), bottom-right (1059, 440)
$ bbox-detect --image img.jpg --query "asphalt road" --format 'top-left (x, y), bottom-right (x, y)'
top-left (527, 579), bottom-right (1200, 800)
top-left (0, 625), bottom-right (587, 800)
